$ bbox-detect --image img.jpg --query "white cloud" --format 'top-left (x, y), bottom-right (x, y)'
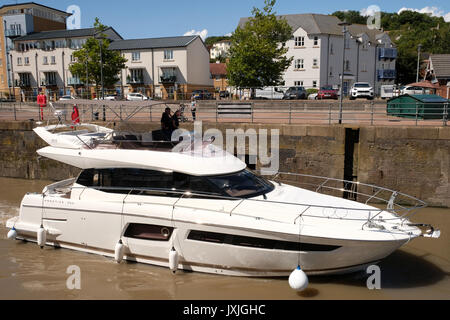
top-left (184, 29), bottom-right (208, 40)
top-left (398, 6), bottom-right (450, 22)
top-left (444, 12), bottom-right (450, 22)
top-left (360, 5), bottom-right (380, 17)
top-left (225, 32), bottom-right (232, 37)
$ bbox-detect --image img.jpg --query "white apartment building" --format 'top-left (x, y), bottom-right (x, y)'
top-left (210, 39), bottom-right (231, 60)
top-left (109, 36), bottom-right (213, 99)
top-left (10, 27), bottom-right (122, 100)
top-left (239, 14), bottom-right (397, 96)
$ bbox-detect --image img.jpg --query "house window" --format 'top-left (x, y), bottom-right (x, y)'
top-left (313, 36), bottom-right (319, 46)
top-left (70, 55), bottom-right (76, 63)
top-left (295, 59), bottom-right (304, 69)
top-left (330, 43), bottom-right (334, 55)
top-left (17, 57), bottom-right (22, 66)
top-left (313, 59), bottom-right (318, 67)
top-left (312, 81), bottom-right (317, 88)
top-left (43, 56), bottom-right (48, 65)
top-left (51, 56), bottom-right (56, 64)
top-left (164, 49), bottom-right (174, 60)
top-left (361, 63), bottom-right (367, 72)
top-left (24, 57), bottom-right (29, 65)
top-left (295, 36), bottom-right (305, 47)
top-left (132, 52), bottom-right (141, 62)
top-left (345, 60), bottom-right (350, 71)
top-left (294, 81), bottom-right (303, 86)
top-left (129, 69), bottom-right (144, 83)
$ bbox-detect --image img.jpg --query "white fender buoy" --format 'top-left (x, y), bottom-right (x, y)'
top-left (7, 227), bottom-right (17, 240)
top-left (289, 266), bottom-right (309, 291)
top-left (114, 240), bottom-right (125, 263)
top-left (37, 225), bottom-right (46, 249)
top-left (169, 247), bottom-right (179, 274)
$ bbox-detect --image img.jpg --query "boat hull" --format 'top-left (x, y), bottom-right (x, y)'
top-left (6, 192), bottom-right (413, 277)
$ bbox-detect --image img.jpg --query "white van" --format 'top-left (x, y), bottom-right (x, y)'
top-left (254, 87), bottom-right (285, 100)
top-left (381, 85), bottom-right (395, 99)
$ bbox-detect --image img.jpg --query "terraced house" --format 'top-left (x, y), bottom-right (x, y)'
top-left (10, 27), bottom-right (122, 100)
top-left (238, 13), bottom-right (397, 96)
top-left (109, 36), bottom-right (213, 99)
top-left (0, 2), bottom-right (70, 97)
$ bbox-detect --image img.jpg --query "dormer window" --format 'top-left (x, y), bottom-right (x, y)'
top-left (295, 36), bottom-right (305, 47)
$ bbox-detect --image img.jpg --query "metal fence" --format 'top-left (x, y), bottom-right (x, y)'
top-left (0, 99), bottom-right (448, 127)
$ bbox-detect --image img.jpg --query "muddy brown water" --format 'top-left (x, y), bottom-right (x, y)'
top-left (0, 177), bottom-right (449, 300)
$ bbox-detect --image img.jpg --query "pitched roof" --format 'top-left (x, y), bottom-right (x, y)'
top-left (238, 13), bottom-right (388, 43)
top-left (430, 54), bottom-right (450, 79)
top-left (109, 36), bottom-right (198, 50)
top-left (0, 2), bottom-right (71, 16)
top-left (14, 27), bottom-right (123, 42)
top-left (210, 63), bottom-right (227, 75)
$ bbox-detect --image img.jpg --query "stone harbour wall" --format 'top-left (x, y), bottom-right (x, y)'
top-left (0, 121), bottom-right (448, 207)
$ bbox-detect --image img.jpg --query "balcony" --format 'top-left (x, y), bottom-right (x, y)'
top-left (379, 48), bottom-right (397, 60)
top-left (126, 76), bottom-right (144, 85)
top-left (68, 77), bottom-right (82, 86)
top-left (41, 79), bottom-right (57, 86)
top-left (5, 29), bottom-right (25, 38)
top-left (160, 75), bottom-right (177, 83)
top-left (377, 69), bottom-right (396, 80)
top-left (14, 80), bottom-right (31, 87)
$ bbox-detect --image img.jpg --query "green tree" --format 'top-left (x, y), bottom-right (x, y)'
top-left (227, 0), bottom-right (293, 89)
top-left (69, 18), bottom-right (127, 94)
top-left (331, 10), bottom-right (366, 24)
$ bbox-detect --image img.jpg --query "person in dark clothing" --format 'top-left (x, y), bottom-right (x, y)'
top-left (172, 110), bottom-right (181, 131)
top-left (161, 107), bottom-right (173, 141)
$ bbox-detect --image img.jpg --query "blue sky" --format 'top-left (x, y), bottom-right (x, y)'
top-left (5, 0), bottom-right (450, 38)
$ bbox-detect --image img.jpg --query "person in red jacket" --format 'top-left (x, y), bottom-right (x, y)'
top-left (36, 91), bottom-right (47, 121)
top-left (71, 105), bottom-right (80, 128)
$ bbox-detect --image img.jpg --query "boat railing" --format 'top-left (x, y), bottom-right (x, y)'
top-left (44, 179), bottom-right (425, 229)
top-left (266, 171), bottom-right (427, 223)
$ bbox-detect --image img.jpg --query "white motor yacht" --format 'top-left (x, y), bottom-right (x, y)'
top-left (6, 123), bottom-right (441, 277)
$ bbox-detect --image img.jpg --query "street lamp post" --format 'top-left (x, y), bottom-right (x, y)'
top-left (95, 32), bottom-right (106, 121)
top-left (416, 44), bottom-right (422, 83)
top-left (338, 20), bottom-right (352, 125)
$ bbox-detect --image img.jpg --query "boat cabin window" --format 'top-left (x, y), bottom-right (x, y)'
top-left (76, 168), bottom-right (274, 199)
top-left (206, 170), bottom-right (274, 198)
top-left (76, 168), bottom-right (222, 197)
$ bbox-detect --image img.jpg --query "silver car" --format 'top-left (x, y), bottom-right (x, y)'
top-left (126, 93), bottom-right (150, 101)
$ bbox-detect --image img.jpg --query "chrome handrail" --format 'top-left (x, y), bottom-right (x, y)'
top-left (44, 181), bottom-right (424, 228)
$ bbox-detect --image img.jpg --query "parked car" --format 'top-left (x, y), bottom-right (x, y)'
top-left (192, 90), bottom-right (213, 100)
top-left (399, 85), bottom-right (424, 96)
top-left (126, 93), bottom-right (150, 101)
top-left (283, 86), bottom-right (307, 100)
top-left (219, 90), bottom-right (230, 98)
top-left (94, 95), bottom-right (118, 101)
top-left (317, 86), bottom-right (338, 100)
top-left (254, 87), bottom-right (285, 100)
top-left (349, 82), bottom-right (374, 100)
top-left (59, 95), bottom-right (76, 101)
top-left (308, 93), bottom-right (318, 100)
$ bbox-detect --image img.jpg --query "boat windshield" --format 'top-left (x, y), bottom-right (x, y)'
top-left (207, 170), bottom-right (274, 198)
